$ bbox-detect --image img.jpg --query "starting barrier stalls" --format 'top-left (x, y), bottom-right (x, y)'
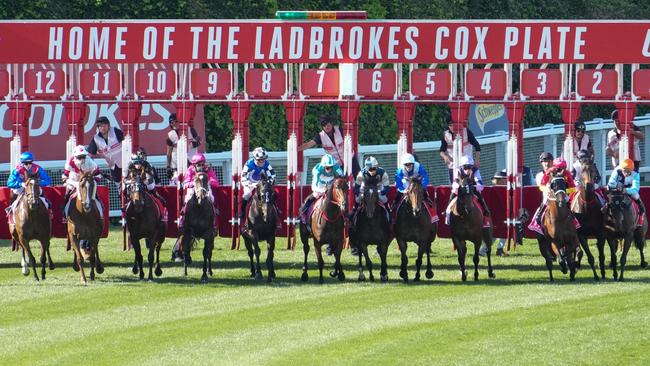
top-left (2, 19), bottom-right (650, 248)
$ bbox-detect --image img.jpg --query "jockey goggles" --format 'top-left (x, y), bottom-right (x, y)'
top-left (462, 164), bottom-right (473, 170)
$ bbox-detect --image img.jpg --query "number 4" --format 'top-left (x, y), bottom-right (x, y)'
top-left (480, 72), bottom-right (491, 94)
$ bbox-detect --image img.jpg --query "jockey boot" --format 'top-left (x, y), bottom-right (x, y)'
top-left (636, 198), bottom-right (646, 216)
top-left (534, 205), bottom-right (545, 226)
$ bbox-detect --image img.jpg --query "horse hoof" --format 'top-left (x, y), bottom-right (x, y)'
top-left (267, 275), bottom-right (273, 283)
top-left (90, 273), bottom-right (95, 281)
top-left (201, 275), bottom-right (208, 284)
top-left (155, 267), bottom-right (162, 277)
top-left (249, 271), bottom-right (255, 278)
top-left (380, 274), bottom-right (388, 282)
top-left (488, 271), bottom-right (496, 279)
top-left (425, 270), bottom-right (434, 279)
top-left (319, 277), bottom-right (324, 284)
top-left (269, 271), bottom-right (276, 280)
top-left (613, 273), bottom-right (618, 280)
top-left (301, 273), bottom-right (309, 282)
top-left (255, 272), bottom-right (264, 281)
top-left (131, 265), bottom-right (138, 275)
top-left (618, 277), bottom-right (625, 282)
top-left (358, 273), bottom-right (366, 282)
top-left (72, 263), bottom-right (80, 272)
top-left (369, 274), bottom-right (375, 281)
top-left (593, 275), bottom-right (600, 281)
top-left (641, 261), bottom-right (648, 268)
top-left (413, 276), bottom-right (421, 282)
top-left (22, 268), bottom-right (30, 276)
top-left (399, 270), bottom-right (407, 280)
top-left (208, 270), bottom-right (214, 277)
top-left (49, 263), bottom-right (55, 270)
top-left (461, 271), bottom-right (467, 282)
top-left (96, 265), bottom-right (104, 274)
top-left (139, 272), bottom-right (145, 280)
top-left (402, 277), bottom-right (408, 284)
top-left (338, 272), bottom-right (345, 282)
top-left (474, 275), bottom-right (479, 281)
top-left (329, 271), bottom-right (338, 278)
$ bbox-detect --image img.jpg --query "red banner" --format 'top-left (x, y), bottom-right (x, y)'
top-left (0, 103), bottom-right (205, 163)
top-left (0, 21), bottom-right (649, 63)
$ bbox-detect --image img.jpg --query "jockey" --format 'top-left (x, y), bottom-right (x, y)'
top-left (62, 145), bottom-right (103, 218)
top-left (445, 155), bottom-right (490, 223)
top-left (5, 152), bottom-right (52, 216)
top-left (607, 158), bottom-right (645, 218)
top-left (571, 149), bottom-right (602, 188)
top-left (239, 147), bottom-right (276, 225)
top-left (532, 156), bottom-right (577, 226)
top-left (393, 153), bottom-right (429, 208)
top-left (573, 121), bottom-right (594, 160)
top-left (354, 156), bottom-right (390, 206)
top-left (124, 151), bottom-right (167, 206)
top-left (299, 154), bottom-right (344, 219)
top-left (182, 153), bottom-right (220, 205)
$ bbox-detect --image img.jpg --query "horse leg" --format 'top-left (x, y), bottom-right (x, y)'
top-left (357, 244), bottom-right (366, 281)
top-left (266, 237), bottom-right (276, 282)
top-left (596, 235), bottom-right (607, 280)
top-left (24, 242), bottom-right (39, 282)
top-left (618, 237), bottom-right (633, 282)
top-left (453, 238), bottom-right (467, 282)
top-left (182, 234), bottom-right (192, 277)
top-left (300, 230), bottom-right (310, 282)
top-left (334, 244), bottom-right (345, 282)
top-left (378, 243), bottom-right (389, 282)
top-left (414, 243), bottom-right (424, 282)
top-left (154, 240), bottom-right (163, 277)
top-left (253, 238), bottom-right (263, 281)
top-left (567, 245), bottom-right (577, 282)
top-left (132, 238), bottom-right (145, 280)
top-left (472, 240), bottom-right (480, 281)
top-left (397, 239), bottom-right (409, 283)
top-left (608, 237), bottom-right (619, 280)
top-left (537, 237), bottom-right (554, 282)
top-left (635, 229), bottom-right (647, 268)
top-left (89, 246), bottom-right (96, 282)
top-left (425, 241), bottom-right (434, 280)
top-left (95, 243), bottom-right (104, 274)
top-left (483, 230), bottom-right (495, 279)
top-left (147, 237), bottom-right (155, 282)
top-left (201, 239), bottom-right (210, 284)
top-left (39, 241), bottom-right (47, 280)
top-left (71, 238), bottom-right (87, 284)
top-left (46, 239), bottom-right (55, 270)
top-left (20, 247), bottom-right (29, 276)
top-left (315, 243), bottom-right (325, 284)
top-left (578, 235), bottom-right (599, 281)
top-left (243, 236), bottom-right (255, 278)
top-left (363, 244), bottom-right (374, 281)
top-left (207, 235), bottom-right (215, 277)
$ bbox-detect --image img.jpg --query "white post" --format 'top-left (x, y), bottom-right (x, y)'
top-left (121, 135), bottom-right (132, 178)
top-left (343, 134), bottom-right (353, 175)
top-left (397, 133), bottom-right (407, 169)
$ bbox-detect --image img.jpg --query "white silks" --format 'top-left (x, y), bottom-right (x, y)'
top-left (10, 135), bottom-right (21, 169)
top-left (343, 134), bottom-right (353, 176)
top-left (397, 133), bottom-right (407, 169)
top-left (121, 135), bottom-right (132, 178)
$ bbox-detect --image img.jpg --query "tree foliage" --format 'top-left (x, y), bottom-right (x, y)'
top-left (4, 1), bottom-right (650, 151)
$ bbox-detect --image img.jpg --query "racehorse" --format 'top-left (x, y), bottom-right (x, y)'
top-left (540, 175), bottom-right (580, 281)
top-left (66, 171), bottom-right (104, 284)
top-left (241, 173), bottom-right (278, 282)
top-left (604, 187), bottom-right (648, 281)
top-left (299, 176), bottom-right (348, 283)
top-left (571, 161), bottom-right (604, 280)
top-left (349, 178), bottom-right (391, 282)
top-left (181, 170), bottom-right (216, 283)
top-left (394, 177), bottom-right (437, 283)
top-left (124, 170), bottom-right (166, 281)
top-left (449, 177), bottom-right (495, 281)
top-left (9, 173), bottom-right (54, 281)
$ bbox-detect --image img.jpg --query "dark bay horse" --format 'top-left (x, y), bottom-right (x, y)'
top-left (241, 174), bottom-right (278, 282)
top-left (604, 188), bottom-right (647, 281)
top-left (299, 176), bottom-right (348, 283)
top-left (349, 178), bottom-right (391, 282)
top-left (540, 175), bottom-right (580, 281)
top-left (124, 171), bottom-right (166, 281)
top-left (181, 171), bottom-right (216, 283)
top-left (67, 172), bottom-right (104, 284)
top-left (9, 174), bottom-right (54, 281)
top-left (571, 162), bottom-right (604, 280)
top-left (449, 177), bottom-right (495, 281)
top-left (394, 177), bottom-right (436, 283)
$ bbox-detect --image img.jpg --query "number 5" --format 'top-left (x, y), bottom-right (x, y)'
top-left (425, 72), bottom-right (436, 94)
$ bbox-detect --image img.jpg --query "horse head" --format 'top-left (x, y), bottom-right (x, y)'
top-left (406, 176), bottom-right (424, 216)
top-left (193, 171), bottom-right (210, 205)
top-left (78, 172), bottom-right (97, 214)
top-left (606, 188), bottom-right (629, 233)
top-left (125, 170), bottom-right (146, 213)
top-left (24, 172), bottom-right (41, 212)
top-left (255, 173), bottom-right (275, 222)
top-left (456, 176), bottom-right (475, 217)
top-left (330, 176), bottom-right (349, 214)
top-left (580, 161), bottom-right (600, 198)
top-left (361, 178), bottom-right (379, 218)
top-left (549, 174), bottom-right (568, 209)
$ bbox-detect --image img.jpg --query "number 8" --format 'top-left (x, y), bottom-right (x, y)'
top-left (261, 70), bottom-right (271, 93)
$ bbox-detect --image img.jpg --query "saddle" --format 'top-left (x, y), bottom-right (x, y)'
top-left (630, 199), bottom-right (645, 227)
top-left (351, 201), bottom-right (390, 227)
top-left (392, 195), bottom-right (439, 224)
top-left (243, 195), bottom-right (282, 230)
top-left (6, 194), bottom-right (53, 226)
top-left (445, 196), bottom-right (489, 227)
top-left (527, 205), bottom-right (581, 235)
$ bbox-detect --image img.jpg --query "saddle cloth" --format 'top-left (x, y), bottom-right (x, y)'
top-left (528, 206), bottom-right (581, 235)
top-left (393, 195), bottom-right (439, 224)
top-left (445, 196), bottom-right (490, 227)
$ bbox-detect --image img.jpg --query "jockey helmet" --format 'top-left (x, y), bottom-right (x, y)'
top-left (320, 154), bottom-right (336, 167)
top-left (95, 116), bottom-right (110, 125)
top-left (169, 113), bottom-right (177, 123)
top-left (459, 155), bottom-right (474, 167)
top-left (130, 153), bottom-right (143, 165)
top-left (191, 153), bottom-right (206, 165)
top-left (136, 147), bottom-right (147, 161)
top-left (620, 158), bottom-right (634, 171)
top-left (538, 152), bottom-right (553, 162)
top-left (577, 149), bottom-right (590, 162)
top-left (20, 151), bottom-right (34, 163)
top-left (611, 110), bottom-right (619, 121)
top-left (364, 156), bottom-right (379, 169)
top-left (574, 121), bottom-right (586, 132)
top-left (73, 145), bottom-right (89, 158)
top-left (400, 153), bottom-right (416, 166)
top-left (552, 157), bottom-right (567, 170)
top-left (252, 147), bottom-right (268, 160)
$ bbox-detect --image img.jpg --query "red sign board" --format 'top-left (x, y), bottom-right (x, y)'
top-left (191, 69), bottom-right (231, 99)
top-left (466, 69), bottom-right (507, 99)
top-left (245, 69), bottom-right (286, 98)
top-left (577, 69), bottom-right (618, 99)
top-left (520, 69), bottom-right (563, 99)
top-left (410, 69), bottom-right (452, 99)
top-left (300, 69), bottom-right (339, 98)
top-left (24, 69), bottom-right (65, 99)
top-left (80, 69), bottom-right (121, 99)
top-left (357, 69), bottom-right (396, 98)
top-left (0, 70), bottom-right (9, 98)
top-left (135, 69), bottom-right (176, 99)
top-left (633, 69), bottom-right (650, 99)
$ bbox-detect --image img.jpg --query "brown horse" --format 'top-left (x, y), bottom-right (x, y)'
top-left (241, 173), bottom-right (278, 282)
top-left (540, 175), bottom-right (580, 281)
top-left (299, 176), bottom-right (348, 283)
top-left (603, 188), bottom-right (648, 281)
top-left (349, 178), bottom-right (392, 282)
top-left (571, 161), bottom-right (603, 280)
top-left (181, 171), bottom-right (216, 283)
top-left (9, 174), bottom-right (54, 281)
top-left (124, 170), bottom-right (166, 281)
top-left (449, 177), bottom-right (495, 281)
top-left (394, 177), bottom-right (437, 283)
top-left (66, 172), bottom-right (104, 284)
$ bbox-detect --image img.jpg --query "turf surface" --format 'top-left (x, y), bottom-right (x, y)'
top-left (1, 229), bottom-right (649, 365)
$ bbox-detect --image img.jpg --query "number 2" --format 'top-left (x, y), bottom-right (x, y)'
top-left (592, 71), bottom-right (602, 94)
